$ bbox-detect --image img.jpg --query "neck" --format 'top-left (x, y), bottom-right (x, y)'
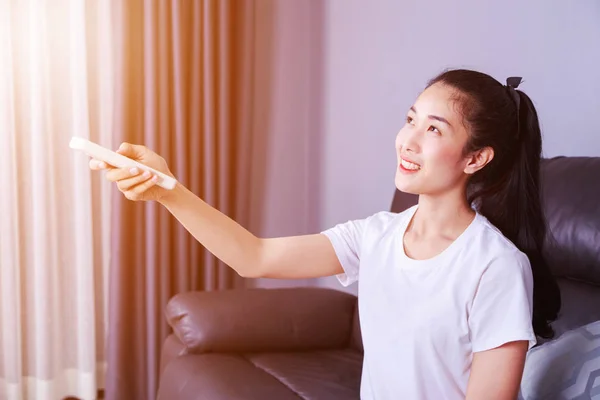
top-left (409, 185), bottom-right (475, 238)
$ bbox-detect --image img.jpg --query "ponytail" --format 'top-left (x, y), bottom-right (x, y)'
top-left (428, 69), bottom-right (561, 339)
top-left (471, 89), bottom-right (560, 339)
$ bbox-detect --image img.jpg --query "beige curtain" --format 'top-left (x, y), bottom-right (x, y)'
top-left (0, 0), bottom-right (114, 399)
top-left (105, 1), bottom-right (268, 399)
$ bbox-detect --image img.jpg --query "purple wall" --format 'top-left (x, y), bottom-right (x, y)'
top-left (250, 0), bottom-right (600, 293)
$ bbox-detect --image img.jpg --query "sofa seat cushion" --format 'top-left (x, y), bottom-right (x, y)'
top-left (157, 353), bottom-right (301, 400)
top-left (244, 349), bottom-right (362, 400)
top-left (519, 319), bottom-right (600, 399)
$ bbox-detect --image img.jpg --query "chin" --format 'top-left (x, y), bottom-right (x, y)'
top-left (394, 173), bottom-right (421, 195)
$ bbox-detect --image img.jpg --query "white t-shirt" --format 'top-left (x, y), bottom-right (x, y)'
top-left (321, 205), bottom-right (536, 400)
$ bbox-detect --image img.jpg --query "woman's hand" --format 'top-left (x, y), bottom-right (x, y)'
top-left (88, 143), bottom-right (343, 281)
top-left (89, 142), bottom-right (176, 202)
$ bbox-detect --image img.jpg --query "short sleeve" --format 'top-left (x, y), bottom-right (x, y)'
top-left (468, 251), bottom-right (537, 352)
top-left (320, 217), bottom-right (370, 287)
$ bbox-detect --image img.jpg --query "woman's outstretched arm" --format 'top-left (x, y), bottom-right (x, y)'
top-left (90, 142), bottom-right (343, 280)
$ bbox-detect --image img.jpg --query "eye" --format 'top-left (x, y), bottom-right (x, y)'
top-left (406, 116), bottom-right (415, 125)
top-left (428, 125), bottom-right (441, 134)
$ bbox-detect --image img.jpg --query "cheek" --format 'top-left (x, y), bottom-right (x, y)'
top-left (424, 140), bottom-right (465, 172)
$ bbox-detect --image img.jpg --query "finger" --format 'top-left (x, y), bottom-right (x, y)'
top-left (89, 158), bottom-right (108, 170)
top-left (124, 175), bottom-right (159, 201)
top-left (106, 166), bottom-right (143, 182)
top-left (117, 170), bottom-right (154, 191)
top-left (116, 142), bottom-right (147, 159)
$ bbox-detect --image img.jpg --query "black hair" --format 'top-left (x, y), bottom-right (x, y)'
top-left (427, 69), bottom-right (561, 339)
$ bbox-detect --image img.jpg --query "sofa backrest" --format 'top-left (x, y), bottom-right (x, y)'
top-left (540, 157), bottom-right (600, 285)
top-left (538, 156), bottom-right (600, 337)
top-left (387, 156), bottom-right (600, 339)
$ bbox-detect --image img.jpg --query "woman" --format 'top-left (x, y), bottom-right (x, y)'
top-left (90, 69), bottom-right (561, 399)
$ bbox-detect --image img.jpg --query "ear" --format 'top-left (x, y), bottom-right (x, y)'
top-left (464, 146), bottom-right (494, 175)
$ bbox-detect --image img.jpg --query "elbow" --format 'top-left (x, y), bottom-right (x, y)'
top-left (237, 238), bottom-right (267, 279)
top-left (238, 263), bottom-right (265, 279)
top-left (238, 269), bottom-right (261, 279)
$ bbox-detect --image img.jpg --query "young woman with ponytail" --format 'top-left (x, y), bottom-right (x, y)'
top-left (90, 68), bottom-right (561, 399)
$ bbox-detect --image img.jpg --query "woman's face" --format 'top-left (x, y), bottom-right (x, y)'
top-left (394, 82), bottom-right (476, 196)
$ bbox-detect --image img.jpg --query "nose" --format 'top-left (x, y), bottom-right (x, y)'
top-left (397, 126), bottom-right (420, 154)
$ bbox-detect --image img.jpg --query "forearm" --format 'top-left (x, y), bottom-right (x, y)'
top-left (466, 341), bottom-right (528, 400)
top-left (159, 182), bottom-right (263, 277)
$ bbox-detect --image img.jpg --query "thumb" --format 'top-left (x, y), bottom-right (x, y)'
top-left (117, 142), bottom-right (146, 159)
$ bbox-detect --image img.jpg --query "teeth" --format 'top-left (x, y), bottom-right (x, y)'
top-left (401, 159), bottom-right (420, 170)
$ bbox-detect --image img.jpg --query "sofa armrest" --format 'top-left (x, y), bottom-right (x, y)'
top-left (165, 287), bottom-right (357, 354)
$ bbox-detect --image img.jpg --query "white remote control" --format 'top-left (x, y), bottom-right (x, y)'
top-left (69, 136), bottom-right (177, 190)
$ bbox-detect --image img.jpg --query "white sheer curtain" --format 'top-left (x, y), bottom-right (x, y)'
top-left (0, 0), bottom-right (115, 398)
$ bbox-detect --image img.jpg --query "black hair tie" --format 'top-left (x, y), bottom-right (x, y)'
top-left (506, 76), bottom-right (522, 139)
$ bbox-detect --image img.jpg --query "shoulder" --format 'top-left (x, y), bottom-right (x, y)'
top-left (470, 214), bottom-right (532, 278)
top-left (363, 205), bottom-right (417, 234)
top-left (321, 205), bottom-right (415, 244)
top-left (369, 204), bottom-right (417, 226)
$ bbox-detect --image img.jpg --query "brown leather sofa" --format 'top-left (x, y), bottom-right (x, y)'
top-left (157, 156), bottom-right (600, 399)
top-left (158, 287), bottom-right (363, 399)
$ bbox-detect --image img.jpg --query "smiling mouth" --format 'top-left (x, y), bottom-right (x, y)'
top-left (400, 158), bottom-right (421, 171)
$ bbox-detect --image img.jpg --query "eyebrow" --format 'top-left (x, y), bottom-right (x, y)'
top-left (410, 106), bottom-right (453, 128)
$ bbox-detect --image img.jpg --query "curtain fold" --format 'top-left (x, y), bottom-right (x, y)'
top-left (106, 1), bottom-right (264, 398)
top-left (0, 0), bottom-right (114, 398)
